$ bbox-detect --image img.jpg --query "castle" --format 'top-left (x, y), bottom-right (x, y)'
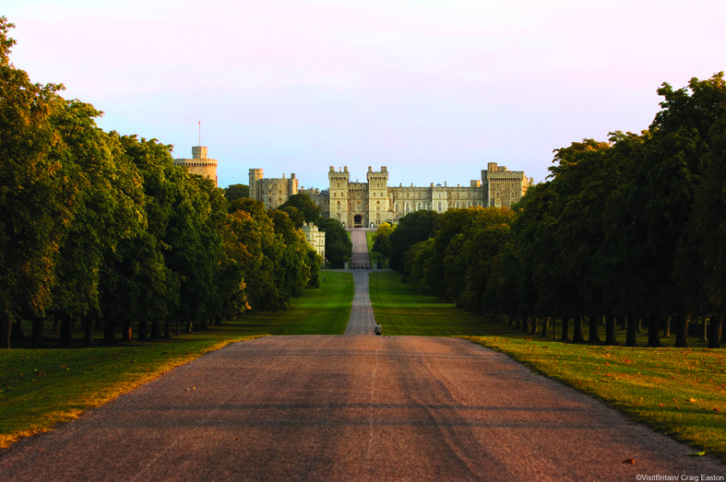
top-left (250, 163), bottom-right (533, 229)
top-left (174, 146), bottom-right (218, 187)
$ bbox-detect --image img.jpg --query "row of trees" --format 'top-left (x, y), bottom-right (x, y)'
top-left (0, 18), bottom-right (320, 348)
top-left (384, 73), bottom-right (726, 348)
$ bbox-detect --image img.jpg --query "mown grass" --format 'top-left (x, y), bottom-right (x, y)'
top-left (370, 271), bottom-right (507, 336)
top-left (0, 271), bottom-right (353, 448)
top-left (369, 270), bottom-right (726, 463)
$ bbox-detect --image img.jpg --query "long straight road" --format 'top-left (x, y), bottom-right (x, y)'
top-left (2, 336), bottom-right (723, 481)
top-left (1, 230), bottom-right (724, 480)
top-left (344, 229), bottom-right (376, 336)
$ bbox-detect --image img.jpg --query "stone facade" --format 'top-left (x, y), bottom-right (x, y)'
top-left (327, 164), bottom-right (532, 228)
top-left (249, 163), bottom-right (532, 228)
top-left (301, 222), bottom-right (325, 261)
top-left (248, 169), bottom-right (298, 210)
top-left (174, 146), bottom-right (218, 187)
top-left (483, 162), bottom-right (531, 208)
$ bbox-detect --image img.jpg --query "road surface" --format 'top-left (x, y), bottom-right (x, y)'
top-left (1, 229), bottom-right (723, 480)
top-left (1, 336), bottom-right (723, 481)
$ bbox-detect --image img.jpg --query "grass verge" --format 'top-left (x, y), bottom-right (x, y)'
top-left (369, 270), bottom-right (726, 463)
top-left (0, 271), bottom-right (353, 448)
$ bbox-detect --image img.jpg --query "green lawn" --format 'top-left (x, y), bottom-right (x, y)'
top-left (369, 270), bottom-right (726, 463)
top-left (369, 271), bottom-right (503, 336)
top-left (0, 271), bottom-right (353, 448)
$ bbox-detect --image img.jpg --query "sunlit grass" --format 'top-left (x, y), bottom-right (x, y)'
top-left (469, 336), bottom-right (726, 463)
top-left (0, 271), bottom-right (353, 448)
top-left (369, 270), bottom-right (726, 463)
top-left (369, 271), bottom-right (506, 336)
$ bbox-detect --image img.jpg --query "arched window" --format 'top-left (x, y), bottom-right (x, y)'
top-left (337, 201), bottom-right (341, 211)
top-left (437, 202), bottom-right (443, 212)
top-left (416, 201), bottom-right (422, 210)
top-left (376, 201), bottom-right (381, 210)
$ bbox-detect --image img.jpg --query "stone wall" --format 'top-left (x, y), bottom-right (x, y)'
top-left (174, 146), bottom-right (218, 187)
top-left (248, 163), bottom-right (533, 228)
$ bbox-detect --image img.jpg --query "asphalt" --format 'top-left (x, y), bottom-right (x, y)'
top-left (1, 230), bottom-right (724, 481)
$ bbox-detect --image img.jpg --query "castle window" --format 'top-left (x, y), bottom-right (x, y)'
top-left (376, 201), bottom-right (380, 210)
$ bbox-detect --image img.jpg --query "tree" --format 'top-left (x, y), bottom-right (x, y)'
top-left (389, 210), bottom-right (439, 273)
top-left (224, 184), bottom-right (249, 202)
top-left (279, 193), bottom-right (321, 224)
top-left (316, 217), bottom-right (351, 269)
top-left (0, 18), bottom-right (76, 347)
top-left (372, 222), bottom-right (393, 266)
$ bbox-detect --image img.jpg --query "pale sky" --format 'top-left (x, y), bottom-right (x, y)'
top-left (4, 0), bottom-right (725, 189)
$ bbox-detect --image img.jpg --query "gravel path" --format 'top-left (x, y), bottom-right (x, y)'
top-left (1, 336), bottom-right (723, 481)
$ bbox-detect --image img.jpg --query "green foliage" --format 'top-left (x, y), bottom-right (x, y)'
top-left (396, 73), bottom-right (726, 349)
top-left (316, 217), bottom-right (352, 268)
top-left (371, 222), bottom-right (393, 266)
top-left (0, 21), bottom-right (323, 348)
top-left (279, 193), bottom-right (321, 224)
top-left (389, 210), bottom-right (439, 272)
top-left (223, 183), bottom-right (249, 202)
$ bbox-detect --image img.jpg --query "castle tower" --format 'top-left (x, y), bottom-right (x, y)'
top-left (174, 146), bottom-right (218, 187)
top-left (328, 166), bottom-right (350, 227)
top-left (367, 166), bottom-right (390, 227)
top-left (481, 162), bottom-right (530, 208)
top-left (249, 168), bottom-right (264, 202)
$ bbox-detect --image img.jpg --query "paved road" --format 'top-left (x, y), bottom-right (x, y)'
top-left (1, 336), bottom-right (723, 481)
top-left (349, 229), bottom-right (371, 270)
top-left (344, 228), bottom-right (377, 336)
top-left (1, 230), bottom-right (724, 480)
top-left (344, 270), bottom-right (377, 336)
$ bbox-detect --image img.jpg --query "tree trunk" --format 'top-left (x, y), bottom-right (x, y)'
top-left (514, 317), bottom-right (521, 330)
top-left (138, 318), bottom-right (147, 342)
top-left (700, 316), bottom-right (708, 342)
top-left (32, 315), bottom-right (44, 348)
top-left (604, 315), bottom-right (617, 345)
top-left (625, 315), bottom-right (638, 347)
top-left (530, 316), bottom-right (537, 334)
top-left (0, 312), bottom-right (10, 349)
top-left (647, 312), bottom-right (661, 347)
top-left (151, 319), bottom-right (161, 339)
top-left (84, 315), bottom-right (94, 347)
top-left (520, 316), bottom-right (529, 332)
top-left (674, 314), bottom-right (689, 348)
top-left (122, 318), bottom-right (132, 343)
top-left (540, 317), bottom-right (549, 338)
top-left (572, 316), bottom-right (585, 343)
top-left (104, 317), bottom-right (116, 345)
top-left (588, 314), bottom-right (601, 344)
top-left (663, 315), bottom-right (672, 337)
top-left (560, 317), bottom-right (570, 341)
top-left (708, 315), bottom-right (723, 349)
top-left (59, 314), bottom-right (72, 347)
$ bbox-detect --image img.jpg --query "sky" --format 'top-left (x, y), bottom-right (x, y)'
top-left (3, 0), bottom-right (725, 189)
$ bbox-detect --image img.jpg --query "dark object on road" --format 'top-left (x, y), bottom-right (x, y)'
top-left (375, 324), bottom-right (382, 335)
